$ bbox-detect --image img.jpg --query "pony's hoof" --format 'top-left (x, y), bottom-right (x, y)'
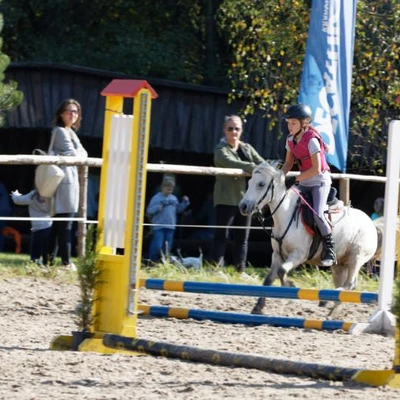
top-left (318, 300), bottom-right (328, 307)
top-left (286, 280), bottom-right (296, 288)
top-left (251, 308), bottom-right (263, 315)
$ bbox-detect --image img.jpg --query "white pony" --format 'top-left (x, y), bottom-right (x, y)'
top-left (238, 161), bottom-right (378, 315)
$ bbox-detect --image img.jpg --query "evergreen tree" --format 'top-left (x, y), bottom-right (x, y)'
top-left (0, 12), bottom-right (23, 127)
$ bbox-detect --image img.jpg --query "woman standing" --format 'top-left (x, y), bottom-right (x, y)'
top-left (49, 99), bottom-right (87, 269)
top-left (211, 115), bottom-right (264, 273)
top-left (282, 104), bottom-right (336, 266)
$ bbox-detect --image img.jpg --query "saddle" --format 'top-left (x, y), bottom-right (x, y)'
top-left (296, 187), bottom-right (344, 260)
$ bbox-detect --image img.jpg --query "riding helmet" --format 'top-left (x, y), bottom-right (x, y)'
top-left (285, 104), bottom-right (313, 120)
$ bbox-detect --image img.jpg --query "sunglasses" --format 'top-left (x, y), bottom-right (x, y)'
top-left (64, 109), bottom-right (79, 114)
top-left (227, 127), bottom-right (241, 132)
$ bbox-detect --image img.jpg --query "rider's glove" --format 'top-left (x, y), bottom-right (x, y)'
top-left (285, 176), bottom-right (298, 190)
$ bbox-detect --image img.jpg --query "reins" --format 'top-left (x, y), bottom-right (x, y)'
top-left (290, 186), bottom-right (319, 218)
top-left (291, 185), bottom-right (332, 226)
top-left (255, 179), bottom-right (286, 230)
top-left (255, 179), bottom-right (296, 261)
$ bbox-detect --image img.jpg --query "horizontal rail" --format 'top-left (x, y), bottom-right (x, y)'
top-left (0, 155), bottom-right (388, 182)
top-left (138, 304), bottom-right (354, 332)
top-left (139, 279), bottom-right (378, 304)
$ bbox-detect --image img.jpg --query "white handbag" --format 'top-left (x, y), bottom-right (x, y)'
top-left (34, 131), bottom-right (65, 198)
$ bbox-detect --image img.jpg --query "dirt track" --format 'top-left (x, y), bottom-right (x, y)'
top-left (0, 275), bottom-right (397, 399)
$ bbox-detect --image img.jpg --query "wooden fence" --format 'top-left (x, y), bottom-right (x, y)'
top-left (0, 154), bottom-right (387, 256)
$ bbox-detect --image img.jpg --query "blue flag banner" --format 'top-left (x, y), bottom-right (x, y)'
top-left (298, 0), bottom-right (357, 172)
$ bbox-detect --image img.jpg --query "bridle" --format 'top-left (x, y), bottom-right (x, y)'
top-left (255, 176), bottom-right (296, 261)
top-left (255, 179), bottom-right (287, 220)
top-left (255, 177), bottom-right (287, 230)
top-left (255, 178), bottom-right (274, 211)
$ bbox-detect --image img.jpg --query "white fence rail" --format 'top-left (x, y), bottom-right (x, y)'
top-left (0, 154), bottom-right (388, 181)
top-left (0, 154), bottom-right (388, 256)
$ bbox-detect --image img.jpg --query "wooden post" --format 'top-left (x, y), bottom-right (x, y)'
top-left (77, 165), bottom-right (88, 257)
top-left (339, 178), bottom-right (350, 205)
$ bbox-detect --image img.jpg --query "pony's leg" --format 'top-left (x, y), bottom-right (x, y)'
top-left (277, 265), bottom-right (297, 287)
top-left (331, 264), bottom-right (348, 288)
top-left (328, 261), bottom-right (362, 317)
top-left (334, 258), bottom-right (362, 290)
top-left (252, 253), bottom-right (301, 314)
top-left (277, 253), bottom-right (303, 287)
top-left (251, 253), bottom-right (280, 315)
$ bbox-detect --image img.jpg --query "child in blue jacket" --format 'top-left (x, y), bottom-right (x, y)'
top-left (146, 180), bottom-right (190, 262)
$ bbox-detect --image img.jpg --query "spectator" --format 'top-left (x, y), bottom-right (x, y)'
top-left (153, 172), bottom-right (182, 198)
top-left (49, 99), bottom-right (88, 270)
top-left (146, 179), bottom-right (190, 262)
top-left (211, 115), bottom-right (264, 273)
top-left (0, 181), bottom-right (12, 252)
top-left (11, 189), bottom-right (52, 265)
top-left (371, 197), bottom-right (384, 220)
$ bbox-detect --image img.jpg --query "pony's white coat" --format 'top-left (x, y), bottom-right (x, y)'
top-left (238, 162), bottom-right (378, 314)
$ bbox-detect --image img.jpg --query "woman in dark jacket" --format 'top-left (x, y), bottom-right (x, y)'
top-left (211, 115), bottom-right (264, 273)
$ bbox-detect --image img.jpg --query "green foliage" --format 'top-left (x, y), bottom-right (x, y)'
top-left (1, 0), bottom-right (399, 172)
top-left (393, 278), bottom-right (400, 329)
top-left (0, 252), bottom-right (381, 293)
top-left (217, 0), bottom-right (309, 127)
top-left (0, 252), bottom-right (74, 280)
top-left (349, 0), bottom-right (400, 174)
top-left (0, 0), bottom-right (224, 84)
top-left (218, 0), bottom-right (400, 173)
top-left (143, 261), bottom-right (261, 284)
top-left (0, 11), bottom-right (23, 127)
top-left (74, 225), bottom-right (101, 332)
top-left (142, 261), bottom-right (380, 292)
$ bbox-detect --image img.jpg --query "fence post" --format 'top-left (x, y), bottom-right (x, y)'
top-left (339, 177), bottom-right (350, 205)
top-left (77, 165), bottom-right (88, 256)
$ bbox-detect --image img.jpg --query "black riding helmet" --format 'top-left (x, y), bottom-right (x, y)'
top-left (285, 104), bottom-right (312, 120)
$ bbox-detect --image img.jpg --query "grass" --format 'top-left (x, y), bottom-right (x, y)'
top-left (0, 252), bottom-right (381, 293)
top-left (0, 252), bottom-right (76, 282)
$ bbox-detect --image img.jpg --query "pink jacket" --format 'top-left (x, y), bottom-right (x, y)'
top-left (287, 127), bottom-right (329, 172)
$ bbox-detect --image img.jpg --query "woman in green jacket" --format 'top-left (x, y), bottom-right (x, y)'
top-left (211, 115), bottom-right (264, 273)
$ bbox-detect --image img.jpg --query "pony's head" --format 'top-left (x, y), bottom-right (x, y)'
top-left (238, 161), bottom-right (284, 215)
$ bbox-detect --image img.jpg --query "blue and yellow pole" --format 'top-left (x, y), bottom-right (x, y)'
top-left (139, 278), bottom-right (378, 304)
top-left (138, 304), bottom-right (355, 332)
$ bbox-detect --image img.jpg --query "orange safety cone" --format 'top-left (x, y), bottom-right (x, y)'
top-left (2, 226), bottom-right (22, 254)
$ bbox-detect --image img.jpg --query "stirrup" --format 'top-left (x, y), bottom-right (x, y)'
top-left (320, 253), bottom-right (336, 267)
top-left (320, 258), bottom-right (335, 267)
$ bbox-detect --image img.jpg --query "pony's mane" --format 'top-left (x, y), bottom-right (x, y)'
top-left (254, 161), bottom-right (282, 179)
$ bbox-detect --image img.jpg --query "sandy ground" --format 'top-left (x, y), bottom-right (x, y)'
top-left (0, 275), bottom-right (398, 400)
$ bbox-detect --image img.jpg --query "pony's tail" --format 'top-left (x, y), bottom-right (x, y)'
top-left (373, 217), bottom-right (384, 262)
top-left (371, 216), bottom-right (399, 263)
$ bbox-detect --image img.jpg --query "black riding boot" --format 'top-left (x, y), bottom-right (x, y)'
top-left (321, 233), bottom-right (336, 267)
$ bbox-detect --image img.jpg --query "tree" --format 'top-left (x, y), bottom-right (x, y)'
top-left (0, 11), bottom-right (23, 127)
top-left (1, 0), bottom-right (399, 173)
top-left (0, 0), bottom-right (228, 85)
top-left (349, 0), bottom-right (400, 173)
top-left (218, 0), bottom-right (309, 119)
top-left (217, 0), bottom-right (400, 174)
